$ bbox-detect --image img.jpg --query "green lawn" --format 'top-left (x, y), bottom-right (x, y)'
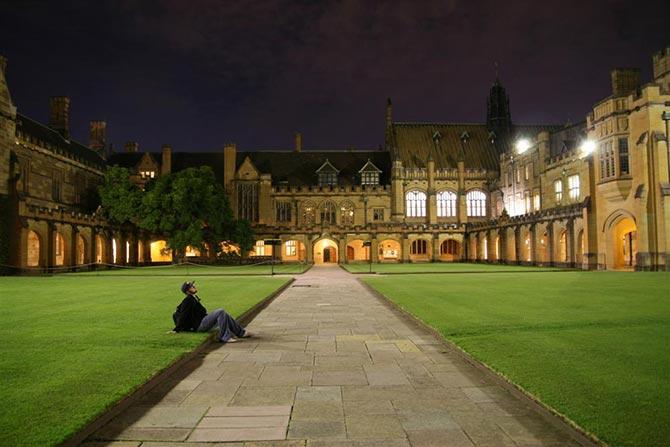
top-left (0, 274), bottom-right (290, 447)
top-left (67, 262), bottom-right (311, 276)
top-left (363, 271), bottom-right (670, 447)
top-left (342, 262), bottom-right (566, 274)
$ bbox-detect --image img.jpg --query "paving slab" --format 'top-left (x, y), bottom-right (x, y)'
top-left (82, 265), bottom-right (589, 446)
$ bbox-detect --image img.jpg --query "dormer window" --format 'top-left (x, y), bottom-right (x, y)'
top-left (316, 159), bottom-right (339, 186)
top-left (358, 159), bottom-right (382, 186)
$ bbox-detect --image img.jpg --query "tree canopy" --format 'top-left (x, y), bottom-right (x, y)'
top-left (99, 166), bottom-right (253, 260)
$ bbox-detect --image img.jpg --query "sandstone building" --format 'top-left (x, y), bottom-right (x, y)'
top-left (1, 47), bottom-right (669, 271)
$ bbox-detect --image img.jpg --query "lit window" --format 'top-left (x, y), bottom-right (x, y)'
top-left (599, 141), bottom-right (616, 180)
top-left (405, 190), bottom-right (426, 217)
top-left (524, 164), bottom-right (530, 181)
top-left (361, 171), bottom-right (379, 186)
top-left (533, 193), bottom-right (541, 211)
top-left (436, 190), bottom-right (457, 217)
top-left (619, 138), bottom-right (629, 175)
top-left (140, 171), bottom-right (155, 179)
top-left (524, 192), bottom-right (531, 214)
top-left (340, 202), bottom-right (354, 225)
top-left (320, 201), bottom-right (337, 224)
top-left (466, 190), bottom-right (487, 217)
top-left (285, 240), bottom-right (296, 256)
top-left (302, 201), bottom-right (316, 225)
top-left (554, 180), bottom-right (563, 203)
top-left (568, 175), bottom-right (580, 201)
top-left (255, 240), bottom-right (265, 256)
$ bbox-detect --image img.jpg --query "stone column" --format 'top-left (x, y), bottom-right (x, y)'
top-left (401, 235), bottom-right (410, 263)
top-left (371, 237), bottom-right (379, 263)
top-left (514, 226), bottom-right (521, 264)
top-left (306, 237), bottom-right (314, 263)
top-left (46, 221), bottom-right (55, 271)
top-left (566, 217), bottom-right (576, 267)
top-left (546, 222), bottom-right (554, 266)
top-left (432, 233), bottom-right (440, 262)
top-left (70, 224), bottom-right (79, 268)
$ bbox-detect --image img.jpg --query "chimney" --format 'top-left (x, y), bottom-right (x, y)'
top-left (161, 144), bottom-right (172, 176)
top-left (89, 120), bottom-right (106, 153)
top-left (294, 132), bottom-right (302, 152)
top-left (49, 96), bottom-right (70, 138)
top-left (385, 97), bottom-right (393, 128)
top-left (124, 141), bottom-right (139, 153)
top-left (610, 68), bottom-right (640, 96)
top-left (223, 142), bottom-right (237, 191)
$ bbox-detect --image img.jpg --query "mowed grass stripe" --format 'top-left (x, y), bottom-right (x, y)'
top-left (342, 262), bottom-right (568, 274)
top-left (0, 275), bottom-right (290, 447)
top-left (65, 263), bottom-right (311, 276)
top-left (363, 271), bottom-right (670, 447)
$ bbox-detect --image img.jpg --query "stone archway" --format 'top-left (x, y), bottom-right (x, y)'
top-left (27, 230), bottom-right (41, 267)
top-left (95, 234), bottom-right (105, 263)
top-left (378, 239), bottom-right (401, 262)
top-left (314, 238), bottom-right (338, 264)
top-left (282, 240), bottom-right (306, 262)
top-left (439, 239), bottom-right (461, 262)
top-left (55, 231), bottom-right (65, 266)
top-left (76, 234), bottom-right (86, 265)
top-left (346, 239), bottom-right (368, 262)
top-left (612, 217), bottom-right (637, 270)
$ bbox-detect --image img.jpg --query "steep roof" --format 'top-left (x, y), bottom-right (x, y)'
top-left (237, 150), bottom-right (391, 186)
top-left (15, 113), bottom-right (106, 170)
top-left (389, 122), bottom-right (562, 170)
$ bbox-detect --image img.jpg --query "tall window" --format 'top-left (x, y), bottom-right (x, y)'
top-left (320, 201), bottom-right (336, 224)
top-left (568, 175), bottom-right (580, 200)
top-left (524, 191), bottom-right (531, 214)
top-left (533, 192), bottom-right (541, 211)
top-left (440, 239), bottom-right (460, 255)
top-left (411, 239), bottom-right (427, 255)
top-left (276, 201), bottom-right (292, 223)
top-left (52, 170), bottom-right (62, 201)
top-left (340, 201), bottom-right (354, 225)
top-left (373, 208), bottom-right (384, 221)
top-left (302, 201), bottom-right (316, 225)
top-left (436, 190), bottom-right (457, 217)
top-left (619, 137), bottom-right (629, 175)
top-left (600, 141), bottom-right (616, 180)
top-left (405, 190), bottom-right (426, 217)
top-left (524, 164), bottom-right (530, 180)
top-left (361, 171), bottom-right (379, 186)
top-left (466, 190), bottom-right (486, 217)
top-left (237, 182), bottom-right (258, 222)
top-left (554, 180), bottom-right (563, 203)
top-left (285, 240), bottom-right (296, 256)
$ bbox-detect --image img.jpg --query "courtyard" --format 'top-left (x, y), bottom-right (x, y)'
top-left (2, 264), bottom-right (667, 447)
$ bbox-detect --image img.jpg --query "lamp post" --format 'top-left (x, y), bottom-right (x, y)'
top-left (264, 239), bottom-right (282, 275)
top-left (363, 240), bottom-right (372, 273)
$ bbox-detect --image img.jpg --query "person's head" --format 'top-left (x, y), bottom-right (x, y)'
top-left (181, 281), bottom-right (197, 295)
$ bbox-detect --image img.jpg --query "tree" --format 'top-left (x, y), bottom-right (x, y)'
top-left (140, 166), bottom-right (236, 261)
top-left (234, 219), bottom-right (255, 257)
top-left (97, 166), bottom-right (142, 225)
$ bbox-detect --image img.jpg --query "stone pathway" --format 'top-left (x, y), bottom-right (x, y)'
top-left (84, 265), bottom-right (587, 447)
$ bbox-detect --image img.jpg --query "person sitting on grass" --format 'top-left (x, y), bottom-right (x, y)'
top-left (169, 281), bottom-right (253, 343)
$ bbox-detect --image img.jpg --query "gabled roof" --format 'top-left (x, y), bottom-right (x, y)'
top-left (390, 122), bottom-right (563, 170)
top-left (358, 159), bottom-right (382, 173)
top-left (15, 113), bottom-right (106, 170)
top-left (237, 150), bottom-right (391, 186)
top-left (315, 159), bottom-right (340, 173)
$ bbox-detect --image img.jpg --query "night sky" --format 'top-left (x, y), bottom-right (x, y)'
top-left (1, 0), bottom-right (667, 152)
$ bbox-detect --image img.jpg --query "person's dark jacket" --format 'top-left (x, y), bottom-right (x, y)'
top-left (173, 294), bottom-right (207, 332)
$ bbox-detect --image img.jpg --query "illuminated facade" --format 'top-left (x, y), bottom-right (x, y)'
top-left (1, 47), bottom-right (669, 271)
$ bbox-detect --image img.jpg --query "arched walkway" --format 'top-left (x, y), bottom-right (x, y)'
top-left (313, 238), bottom-right (338, 264)
top-left (27, 230), bottom-right (41, 267)
top-left (55, 232), bottom-right (65, 266)
top-left (611, 217), bottom-right (637, 269)
top-left (378, 239), bottom-right (400, 262)
top-left (439, 239), bottom-right (460, 262)
top-left (346, 239), bottom-right (368, 262)
top-left (76, 234), bottom-right (86, 265)
top-left (150, 240), bottom-right (173, 262)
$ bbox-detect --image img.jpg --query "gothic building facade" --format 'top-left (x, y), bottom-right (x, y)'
top-left (1, 47), bottom-right (669, 271)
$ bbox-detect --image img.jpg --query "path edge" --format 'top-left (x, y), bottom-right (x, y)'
top-left (357, 277), bottom-right (604, 447)
top-left (60, 277), bottom-right (295, 447)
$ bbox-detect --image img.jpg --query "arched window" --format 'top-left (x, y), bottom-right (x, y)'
top-left (320, 201), bottom-right (337, 225)
top-left (339, 201), bottom-right (354, 226)
top-left (411, 239), bottom-right (427, 255)
top-left (27, 230), bottom-right (40, 267)
top-left (466, 190), bottom-right (487, 217)
top-left (302, 201), bottom-right (316, 225)
top-left (436, 190), bottom-right (457, 217)
top-left (405, 190), bottom-right (426, 217)
top-left (55, 232), bottom-right (65, 266)
top-left (440, 239), bottom-right (460, 255)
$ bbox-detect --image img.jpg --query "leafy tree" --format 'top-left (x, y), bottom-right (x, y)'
top-left (97, 166), bottom-right (142, 225)
top-left (140, 166), bottom-right (236, 261)
top-left (234, 219), bottom-right (255, 257)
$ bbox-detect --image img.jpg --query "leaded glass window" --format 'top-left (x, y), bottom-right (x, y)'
top-left (405, 190), bottom-right (426, 217)
top-left (466, 190), bottom-right (487, 217)
top-left (436, 190), bottom-right (457, 217)
top-left (320, 201), bottom-right (337, 225)
top-left (236, 182), bottom-right (258, 222)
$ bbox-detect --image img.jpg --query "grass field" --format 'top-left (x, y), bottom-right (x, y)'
top-left (66, 262), bottom-right (311, 276)
top-left (363, 271), bottom-right (670, 447)
top-left (342, 262), bottom-right (566, 274)
top-left (0, 273), bottom-right (291, 447)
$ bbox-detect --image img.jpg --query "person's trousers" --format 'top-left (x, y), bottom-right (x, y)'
top-left (197, 308), bottom-right (245, 342)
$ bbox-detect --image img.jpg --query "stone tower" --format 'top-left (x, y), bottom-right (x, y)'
top-left (486, 76), bottom-right (512, 133)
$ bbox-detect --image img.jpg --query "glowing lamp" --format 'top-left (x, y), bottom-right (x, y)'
top-left (515, 138), bottom-right (531, 154)
top-left (580, 139), bottom-right (596, 157)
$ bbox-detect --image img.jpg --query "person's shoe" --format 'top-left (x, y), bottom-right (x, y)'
top-left (222, 338), bottom-right (239, 343)
top-left (240, 331), bottom-right (254, 338)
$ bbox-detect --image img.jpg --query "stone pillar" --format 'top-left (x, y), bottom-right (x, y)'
top-left (401, 235), bottom-right (410, 262)
top-left (338, 237), bottom-right (346, 264)
top-left (371, 237), bottom-right (379, 263)
top-left (514, 226), bottom-right (521, 264)
top-left (46, 221), bottom-right (55, 271)
top-left (566, 218), bottom-right (575, 267)
top-left (546, 222), bottom-right (554, 266)
top-left (432, 233), bottom-right (439, 262)
top-left (306, 237), bottom-right (314, 263)
top-left (70, 224), bottom-right (79, 268)
top-left (529, 224), bottom-right (537, 265)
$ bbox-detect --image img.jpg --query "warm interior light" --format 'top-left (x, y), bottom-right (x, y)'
top-left (580, 139), bottom-right (596, 157)
top-left (515, 138), bottom-right (531, 154)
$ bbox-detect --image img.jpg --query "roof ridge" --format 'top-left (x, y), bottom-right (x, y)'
top-left (393, 121), bottom-right (486, 126)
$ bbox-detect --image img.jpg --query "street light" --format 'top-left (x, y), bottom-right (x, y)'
top-left (515, 138), bottom-right (531, 154)
top-left (579, 139), bottom-right (596, 158)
